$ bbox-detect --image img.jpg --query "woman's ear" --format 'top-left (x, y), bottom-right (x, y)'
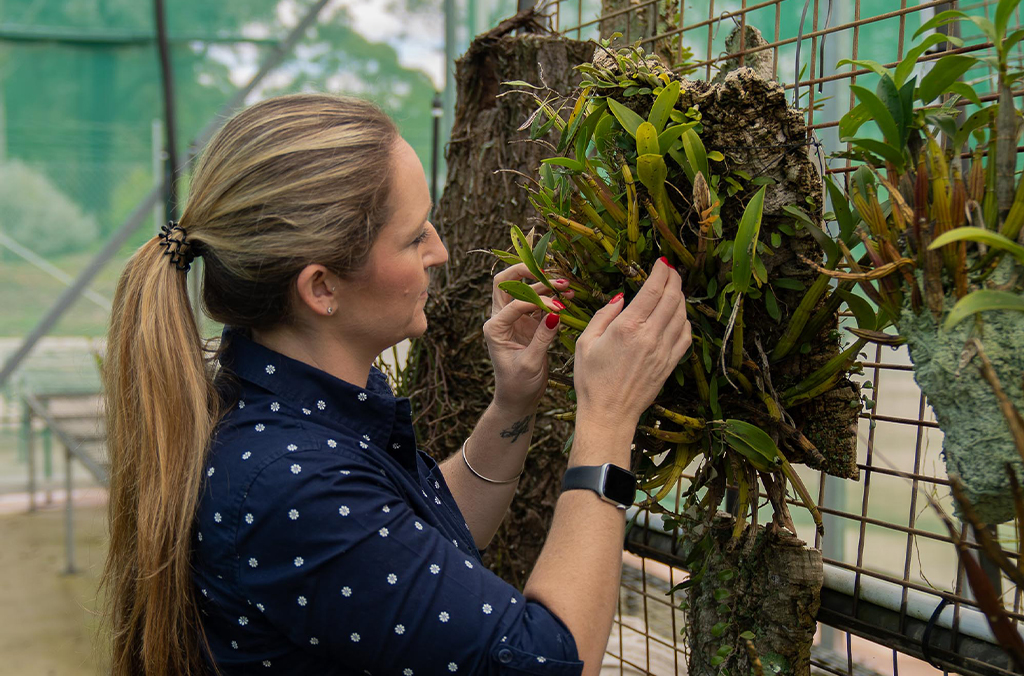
top-left (294, 264), bottom-right (339, 318)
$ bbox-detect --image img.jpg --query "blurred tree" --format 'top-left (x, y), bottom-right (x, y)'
top-left (0, 0), bottom-right (439, 248)
top-left (0, 160), bottom-right (99, 256)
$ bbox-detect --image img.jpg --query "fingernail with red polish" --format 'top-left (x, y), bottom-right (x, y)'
top-left (545, 313), bottom-right (560, 329)
top-left (555, 278), bottom-right (569, 285)
top-left (551, 299), bottom-right (566, 310)
top-left (659, 256), bottom-right (676, 271)
top-left (609, 292), bottom-right (624, 304)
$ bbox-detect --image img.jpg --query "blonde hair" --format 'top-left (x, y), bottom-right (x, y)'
top-left (101, 93), bottom-right (399, 675)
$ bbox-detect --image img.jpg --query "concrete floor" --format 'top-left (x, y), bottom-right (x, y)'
top-left (0, 493), bottom-right (657, 676)
top-left (0, 497), bottom-right (109, 676)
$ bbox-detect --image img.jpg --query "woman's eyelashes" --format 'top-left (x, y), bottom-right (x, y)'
top-left (411, 228), bottom-right (429, 245)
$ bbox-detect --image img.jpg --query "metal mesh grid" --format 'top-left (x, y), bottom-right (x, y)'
top-left (543, 0), bottom-right (1023, 673)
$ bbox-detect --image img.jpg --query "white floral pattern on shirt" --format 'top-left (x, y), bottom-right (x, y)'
top-left (195, 334), bottom-right (582, 674)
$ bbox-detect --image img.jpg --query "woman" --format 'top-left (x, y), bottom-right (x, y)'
top-left (102, 93), bottom-right (691, 675)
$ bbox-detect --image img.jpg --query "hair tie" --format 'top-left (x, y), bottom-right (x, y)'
top-left (158, 221), bottom-right (201, 272)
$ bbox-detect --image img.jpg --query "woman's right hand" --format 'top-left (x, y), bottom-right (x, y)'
top-left (572, 257), bottom-right (692, 428)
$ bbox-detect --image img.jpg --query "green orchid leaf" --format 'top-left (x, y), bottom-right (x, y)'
top-left (636, 121), bottom-right (661, 155)
top-left (917, 55), bottom-right (976, 104)
top-left (849, 85), bottom-right (901, 144)
top-left (953, 108), bottom-right (994, 153)
top-left (838, 58), bottom-right (891, 79)
top-left (944, 289), bottom-right (1024, 330)
top-left (637, 154), bottom-right (669, 194)
top-left (773, 278), bottom-right (806, 291)
top-left (825, 175), bottom-right (855, 242)
top-left (996, 0), bottom-right (1024, 39)
top-left (594, 112), bottom-right (618, 160)
top-left (680, 128), bottom-right (709, 182)
top-left (501, 79), bottom-right (545, 89)
top-left (498, 279), bottom-right (551, 312)
top-left (541, 156), bottom-right (586, 172)
top-left (489, 249), bottom-right (523, 266)
top-left (731, 186), bottom-right (767, 293)
top-left (1004, 28), bottom-right (1024, 56)
top-left (875, 74), bottom-right (905, 146)
top-left (530, 109), bottom-right (560, 140)
top-left (913, 10), bottom-right (968, 40)
top-left (895, 34), bottom-right (963, 86)
top-left (707, 150), bottom-right (725, 162)
top-left (752, 255), bottom-right (768, 285)
top-left (947, 81), bottom-right (982, 108)
top-left (657, 122), bottom-right (698, 154)
top-left (836, 289), bottom-right (877, 331)
top-left (851, 137), bottom-right (906, 170)
top-left (721, 419), bottom-right (780, 464)
top-left (801, 220), bottom-right (839, 264)
top-left (966, 15), bottom-right (999, 46)
top-left (709, 375), bottom-right (722, 419)
top-left (510, 225), bottom-right (553, 288)
top-left (667, 146), bottom-right (695, 183)
top-left (532, 230), bottom-right (553, 267)
top-left (838, 102), bottom-right (873, 141)
top-left (781, 204), bottom-right (815, 226)
top-left (574, 105), bottom-right (608, 164)
top-left (607, 97), bottom-right (645, 138)
top-left (765, 286), bottom-right (781, 321)
top-left (648, 80), bottom-right (681, 133)
top-left (930, 226), bottom-right (1024, 264)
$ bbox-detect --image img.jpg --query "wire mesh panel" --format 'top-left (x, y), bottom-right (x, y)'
top-left (547, 0), bottom-right (1024, 673)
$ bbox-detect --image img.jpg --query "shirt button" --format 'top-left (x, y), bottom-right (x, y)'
top-left (497, 648), bottom-right (513, 664)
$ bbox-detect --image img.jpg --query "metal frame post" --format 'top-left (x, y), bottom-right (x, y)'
top-left (25, 400), bottom-right (36, 512)
top-left (42, 424), bottom-right (52, 505)
top-left (64, 443), bottom-right (76, 575)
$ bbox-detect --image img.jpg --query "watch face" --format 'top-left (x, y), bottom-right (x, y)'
top-left (603, 464), bottom-right (637, 505)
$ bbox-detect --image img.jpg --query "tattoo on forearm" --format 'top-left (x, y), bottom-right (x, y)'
top-left (499, 414), bottom-right (532, 444)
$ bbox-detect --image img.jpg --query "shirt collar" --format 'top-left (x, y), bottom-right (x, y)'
top-left (218, 327), bottom-right (405, 451)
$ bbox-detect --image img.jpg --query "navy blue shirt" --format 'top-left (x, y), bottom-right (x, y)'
top-left (192, 329), bottom-right (583, 675)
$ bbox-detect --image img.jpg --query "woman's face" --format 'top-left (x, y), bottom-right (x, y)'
top-left (339, 138), bottom-right (448, 350)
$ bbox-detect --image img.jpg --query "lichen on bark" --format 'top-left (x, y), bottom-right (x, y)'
top-left (900, 261), bottom-right (1024, 525)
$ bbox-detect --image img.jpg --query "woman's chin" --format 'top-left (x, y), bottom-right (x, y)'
top-left (405, 314), bottom-right (430, 340)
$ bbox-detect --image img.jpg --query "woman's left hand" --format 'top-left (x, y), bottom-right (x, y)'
top-left (483, 263), bottom-right (573, 410)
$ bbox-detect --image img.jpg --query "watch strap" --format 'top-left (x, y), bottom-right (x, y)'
top-left (561, 465), bottom-right (606, 494)
top-left (562, 464), bottom-right (634, 509)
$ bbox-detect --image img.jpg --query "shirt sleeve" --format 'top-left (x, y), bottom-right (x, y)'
top-left (235, 447), bottom-right (585, 676)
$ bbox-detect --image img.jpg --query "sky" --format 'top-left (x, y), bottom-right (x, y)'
top-left (212, 0), bottom-right (447, 96)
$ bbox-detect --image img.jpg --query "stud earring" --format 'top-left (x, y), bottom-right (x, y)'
top-left (327, 307), bottom-right (333, 315)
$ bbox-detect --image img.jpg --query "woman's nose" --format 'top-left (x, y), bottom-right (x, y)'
top-left (428, 223), bottom-right (448, 267)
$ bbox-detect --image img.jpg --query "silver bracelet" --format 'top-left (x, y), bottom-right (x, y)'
top-left (461, 438), bottom-right (523, 484)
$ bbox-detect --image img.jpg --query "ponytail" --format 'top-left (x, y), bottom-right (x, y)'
top-left (101, 238), bottom-right (218, 675)
top-left (100, 93), bottom-right (399, 674)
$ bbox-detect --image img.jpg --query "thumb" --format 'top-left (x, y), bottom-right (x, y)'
top-left (521, 311), bottom-right (562, 368)
top-left (581, 292), bottom-right (625, 339)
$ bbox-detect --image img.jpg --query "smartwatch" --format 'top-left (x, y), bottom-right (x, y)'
top-left (561, 464), bottom-right (637, 510)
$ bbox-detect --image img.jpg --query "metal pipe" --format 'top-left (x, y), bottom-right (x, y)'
top-left (0, 25), bottom-right (282, 46)
top-left (0, 232), bottom-right (111, 310)
top-left (622, 508), bottom-right (1023, 648)
top-left (430, 92), bottom-right (443, 211)
top-left (23, 394), bottom-right (107, 486)
top-left (42, 425), bottom-right (52, 505)
top-left (64, 443), bottom-right (75, 575)
top-left (0, 0), bottom-right (333, 390)
top-left (153, 0), bottom-right (179, 222)
top-left (25, 402), bottom-right (35, 512)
